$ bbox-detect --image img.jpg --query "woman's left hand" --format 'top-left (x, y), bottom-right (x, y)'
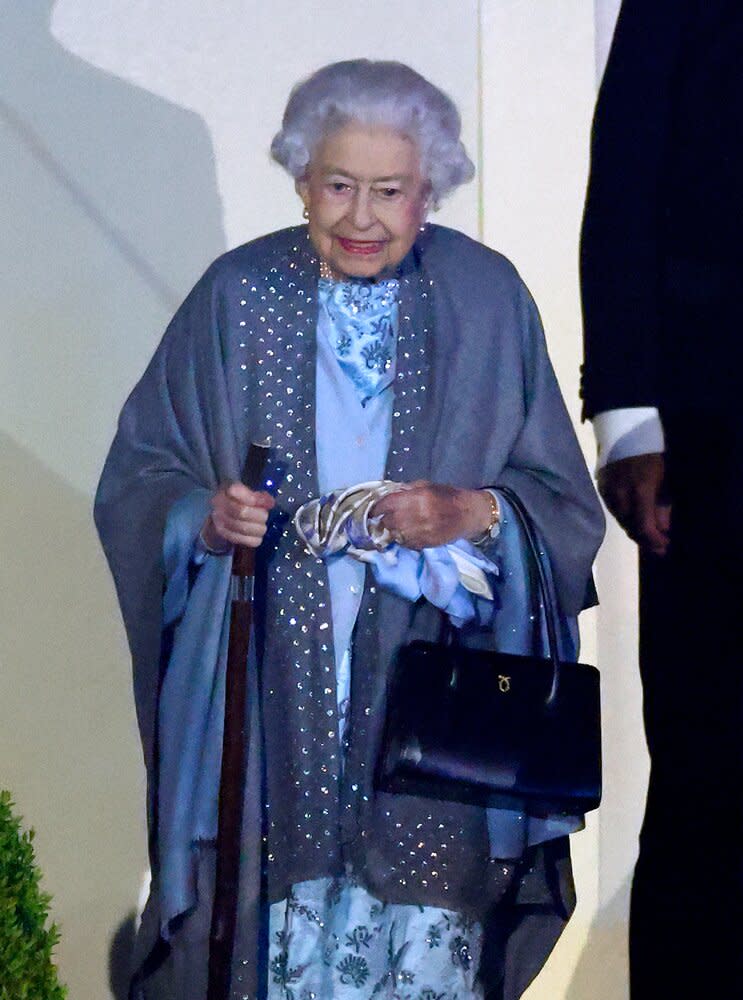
top-left (372, 480), bottom-right (492, 550)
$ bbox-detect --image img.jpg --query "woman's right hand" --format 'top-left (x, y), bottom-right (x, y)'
top-left (201, 482), bottom-right (275, 552)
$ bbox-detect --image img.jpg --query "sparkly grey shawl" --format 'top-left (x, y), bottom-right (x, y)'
top-left (95, 224), bottom-right (604, 999)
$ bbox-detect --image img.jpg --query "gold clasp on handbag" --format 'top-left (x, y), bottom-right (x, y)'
top-left (498, 674), bottom-right (511, 693)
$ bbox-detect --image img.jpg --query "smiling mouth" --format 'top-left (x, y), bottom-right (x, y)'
top-left (336, 237), bottom-right (387, 255)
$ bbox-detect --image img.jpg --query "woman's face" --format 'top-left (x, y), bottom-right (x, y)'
top-left (297, 122), bottom-right (430, 280)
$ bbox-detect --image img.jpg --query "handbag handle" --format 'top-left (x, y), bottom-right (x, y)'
top-left (494, 486), bottom-right (562, 706)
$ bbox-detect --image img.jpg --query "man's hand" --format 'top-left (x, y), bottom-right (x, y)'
top-left (598, 453), bottom-right (671, 556)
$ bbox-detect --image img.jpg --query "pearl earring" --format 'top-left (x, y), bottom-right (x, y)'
top-left (419, 200), bottom-right (431, 232)
top-left (302, 206), bottom-right (310, 221)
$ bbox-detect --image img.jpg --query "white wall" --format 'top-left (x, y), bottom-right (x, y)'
top-left (1, 2), bottom-right (644, 997)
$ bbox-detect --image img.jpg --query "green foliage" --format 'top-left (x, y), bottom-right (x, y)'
top-left (0, 791), bottom-right (67, 999)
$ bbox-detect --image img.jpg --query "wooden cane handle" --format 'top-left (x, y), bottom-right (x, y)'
top-left (230, 442), bottom-right (270, 579)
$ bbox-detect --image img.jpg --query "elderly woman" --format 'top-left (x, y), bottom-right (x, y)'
top-left (96, 60), bottom-right (603, 1000)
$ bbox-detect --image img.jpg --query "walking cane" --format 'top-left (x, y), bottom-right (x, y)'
top-left (207, 441), bottom-right (270, 1000)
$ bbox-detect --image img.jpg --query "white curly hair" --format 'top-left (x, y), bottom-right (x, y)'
top-left (271, 60), bottom-right (475, 208)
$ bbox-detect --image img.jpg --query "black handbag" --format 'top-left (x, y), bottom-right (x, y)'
top-left (376, 487), bottom-right (602, 817)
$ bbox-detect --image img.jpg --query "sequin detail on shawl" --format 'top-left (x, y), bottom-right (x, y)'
top-left (235, 233), bottom-right (434, 899)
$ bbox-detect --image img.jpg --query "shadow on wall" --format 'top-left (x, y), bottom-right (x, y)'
top-left (0, 3), bottom-right (226, 997)
top-left (0, 433), bottom-right (146, 999)
top-left (0, 0), bottom-right (227, 495)
top-left (564, 876), bottom-right (632, 1000)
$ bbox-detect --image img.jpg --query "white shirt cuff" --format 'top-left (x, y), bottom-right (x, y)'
top-left (592, 407), bottom-right (665, 471)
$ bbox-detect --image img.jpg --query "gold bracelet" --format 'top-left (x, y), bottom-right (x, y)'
top-left (472, 489), bottom-right (500, 546)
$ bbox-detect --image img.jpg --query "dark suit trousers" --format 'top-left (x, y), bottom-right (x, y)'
top-left (632, 413), bottom-right (743, 997)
